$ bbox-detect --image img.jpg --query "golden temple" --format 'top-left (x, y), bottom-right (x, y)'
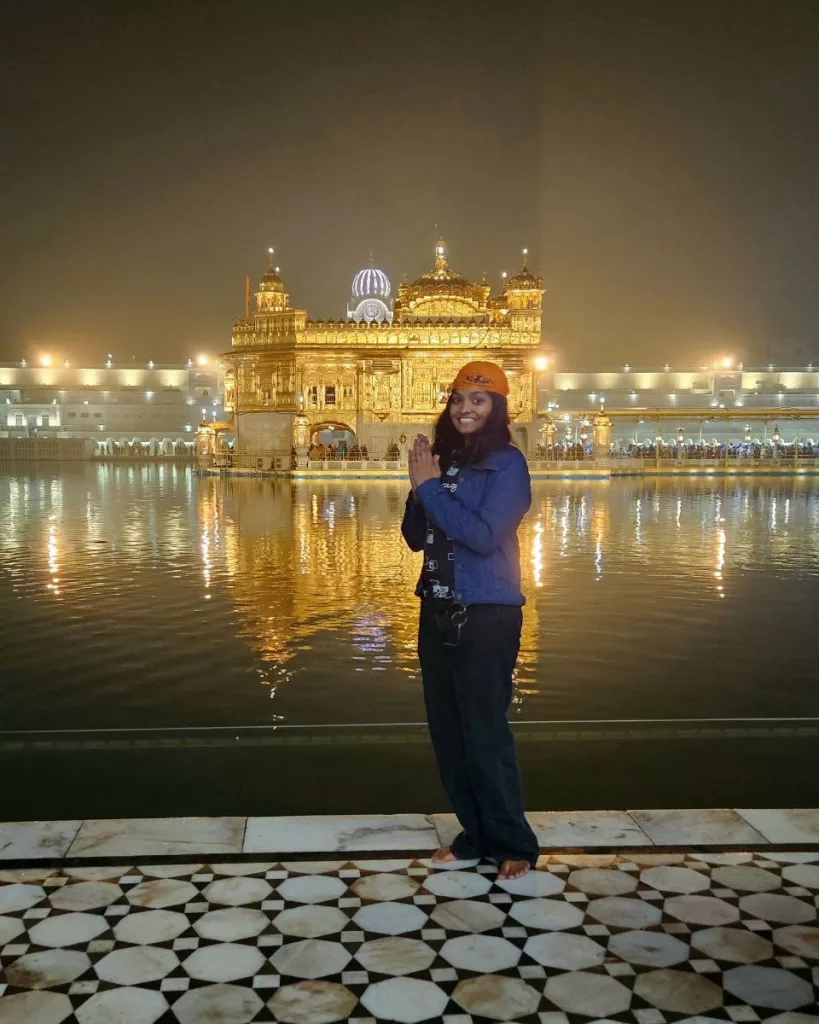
top-left (220, 240), bottom-right (546, 461)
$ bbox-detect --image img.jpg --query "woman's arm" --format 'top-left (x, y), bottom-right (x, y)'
top-left (415, 450), bottom-right (531, 554)
top-left (400, 490), bottom-right (427, 551)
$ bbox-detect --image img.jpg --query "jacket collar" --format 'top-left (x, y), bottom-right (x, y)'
top-left (468, 445), bottom-right (516, 471)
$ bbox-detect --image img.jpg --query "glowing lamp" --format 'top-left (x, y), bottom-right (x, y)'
top-left (40, 355), bottom-right (52, 367)
top-left (772, 425), bottom-right (781, 444)
top-left (534, 355), bottom-right (548, 371)
top-left (677, 427), bottom-right (685, 445)
top-left (197, 355), bottom-right (208, 367)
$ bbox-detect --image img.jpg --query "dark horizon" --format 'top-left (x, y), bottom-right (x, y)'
top-left (1, 0), bottom-right (817, 369)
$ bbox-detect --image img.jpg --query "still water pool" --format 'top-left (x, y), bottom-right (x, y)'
top-left (1, 464), bottom-right (817, 816)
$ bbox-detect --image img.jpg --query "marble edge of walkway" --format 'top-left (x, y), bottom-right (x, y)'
top-left (1, 809), bottom-right (818, 863)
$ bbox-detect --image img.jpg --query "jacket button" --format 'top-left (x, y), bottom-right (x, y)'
top-left (455, 594), bottom-right (463, 601)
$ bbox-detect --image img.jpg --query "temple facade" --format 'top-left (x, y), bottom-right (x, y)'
top-left (221, 241), bottom-right (546, 460)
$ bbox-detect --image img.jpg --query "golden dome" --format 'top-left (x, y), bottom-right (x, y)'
top-left (402, 239), bottom-right (488, 305)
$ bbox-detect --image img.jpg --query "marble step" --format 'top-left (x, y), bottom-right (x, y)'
top-left (1, 809), bottom-right (818, 862)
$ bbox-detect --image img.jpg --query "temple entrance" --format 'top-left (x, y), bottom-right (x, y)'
top-left (513, 425), bottom-right (529, 455)
top-left (309, 422), bottom-right (359, 459)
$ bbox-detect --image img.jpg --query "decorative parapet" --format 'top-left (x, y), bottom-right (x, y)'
top-left (232, 320), bottom-right (541, 350)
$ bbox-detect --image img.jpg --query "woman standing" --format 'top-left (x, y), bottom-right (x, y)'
top-left (402, 360), bottom-right (538, 881)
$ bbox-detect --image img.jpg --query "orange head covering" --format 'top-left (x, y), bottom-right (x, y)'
top-left (450, 360), bottom-right (509, 397)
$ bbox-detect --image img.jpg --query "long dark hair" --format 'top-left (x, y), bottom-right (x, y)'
top-left (432, 392), bottom-right (512, 473)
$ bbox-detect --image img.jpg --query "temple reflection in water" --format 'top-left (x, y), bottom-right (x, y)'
top-left (198, 476), bottom-right (541, 698)
top-left (196, 473), bottom-right (819, 713)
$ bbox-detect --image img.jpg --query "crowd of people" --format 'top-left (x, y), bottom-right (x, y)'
top-left (534, 440), bottom-right (819, 460)
top-left (307, 442), bottom-right (403, 461)
top-left (308, 442), bottom-right (368, 460)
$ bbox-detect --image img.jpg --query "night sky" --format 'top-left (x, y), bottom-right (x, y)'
top-left (1, 1), bottom-right (816, 368)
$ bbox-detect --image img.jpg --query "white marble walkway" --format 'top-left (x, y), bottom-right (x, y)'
top-left (1, 810), bottom-right (818, 862)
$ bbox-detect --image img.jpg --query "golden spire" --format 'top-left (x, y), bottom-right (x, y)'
top-left (434, 238), bottom-right (448, 274)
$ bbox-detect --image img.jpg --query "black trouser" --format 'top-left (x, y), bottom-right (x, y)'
top-left (418, 601), bottom-right (539, 865)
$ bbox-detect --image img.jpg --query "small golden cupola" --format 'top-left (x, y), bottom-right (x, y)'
top-left (256, 247), bottom-right (291, 313)
top-left (505, 248), bottom-right (544, 311)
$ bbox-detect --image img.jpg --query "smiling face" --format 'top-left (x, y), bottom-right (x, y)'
top-left (450, 387), bottom-right (493, 435)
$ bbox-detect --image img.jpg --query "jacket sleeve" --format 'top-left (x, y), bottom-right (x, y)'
top-left (400, 490), bottom-right (427, 551)
top-left (415, 450), bottom-right (531, 555)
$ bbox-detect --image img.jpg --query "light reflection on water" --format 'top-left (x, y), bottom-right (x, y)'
top-left (1, 464), bottom-right (818, 731)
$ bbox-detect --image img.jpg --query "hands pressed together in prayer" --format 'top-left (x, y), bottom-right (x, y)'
top-left (408, 434), bottom-right (440, 495)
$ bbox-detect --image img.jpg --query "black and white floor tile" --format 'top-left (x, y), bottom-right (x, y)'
top-left (1, 851), bottom-right (818, 1022)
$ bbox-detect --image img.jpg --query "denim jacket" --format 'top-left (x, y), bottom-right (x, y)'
top-left (401, 444), bottom-right (531, 606)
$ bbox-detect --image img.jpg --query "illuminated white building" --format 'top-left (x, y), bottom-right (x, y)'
top-left (539, 365), bottom-right (819, 443)
top-left (0, 362), bottom-right (224, 441)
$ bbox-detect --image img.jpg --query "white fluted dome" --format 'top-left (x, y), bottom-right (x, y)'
top-left (352, 266), bottom-right (391, 300)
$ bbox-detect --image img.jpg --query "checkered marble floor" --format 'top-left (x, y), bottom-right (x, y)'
top-left (1, 852), bottom-right (818, 1023)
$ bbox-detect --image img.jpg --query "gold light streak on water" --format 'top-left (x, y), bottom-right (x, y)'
top-left (200, 525), bottom-right (212, 598)
top-left (591, 502), bottom-right (608, 581)
top-left (560, 495), bottom-right (570, 557)
top-left (46, 515), bottom-right (61, 597)
top-left (531, 519), bottom-right (544, 588)
top-left (714, 526), bottom-right (726, 598)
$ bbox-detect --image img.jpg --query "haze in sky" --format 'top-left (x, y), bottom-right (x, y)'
top-left (1, 1), bottom-right (816, 368)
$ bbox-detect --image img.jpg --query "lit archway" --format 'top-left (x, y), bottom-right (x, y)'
top-left (309, 421), bottom-right (357, 457)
